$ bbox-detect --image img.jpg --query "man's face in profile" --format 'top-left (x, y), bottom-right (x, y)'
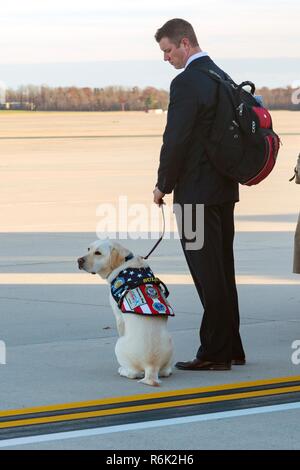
top-left (159, 36), bottom-right (187, 69)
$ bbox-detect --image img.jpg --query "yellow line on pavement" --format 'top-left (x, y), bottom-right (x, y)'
top-left (1, 384), bottom-right (300, 429)
top-left (0, 375), bottom-right (299, 419)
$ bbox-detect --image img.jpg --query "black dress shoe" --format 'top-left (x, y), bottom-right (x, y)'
top-left (231, 358), bottom-right (246, 365)
top-left (175, 358), bottom-right (231, 371)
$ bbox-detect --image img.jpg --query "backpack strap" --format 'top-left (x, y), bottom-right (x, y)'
top-left (199, 68), bottom-right (237, 86)
top-left (200, 69), bottom-right (255, 95)
top-left (237, 81), bottom-right (256, 95)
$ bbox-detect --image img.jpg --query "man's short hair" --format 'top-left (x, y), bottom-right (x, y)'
top-left (155, 18), bottom-right (199, 48)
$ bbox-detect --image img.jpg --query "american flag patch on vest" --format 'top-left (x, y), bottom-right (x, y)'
top-left (110, 267), bottom-right (174, 317)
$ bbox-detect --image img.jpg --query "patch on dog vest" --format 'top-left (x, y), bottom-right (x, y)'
top-left (111, 267), bottom-right (174, 316)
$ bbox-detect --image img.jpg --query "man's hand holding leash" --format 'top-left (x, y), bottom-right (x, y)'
top-left (153, 186), bottom-right (166, 206)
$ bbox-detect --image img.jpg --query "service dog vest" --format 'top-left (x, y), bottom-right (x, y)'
top-left (110, 267), bottom-right (174, 316)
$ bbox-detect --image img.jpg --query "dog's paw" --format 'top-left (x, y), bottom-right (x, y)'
top-left (159, 367), bottom-right (172, 377)
top-left (118, 367), bottom-right (143, 379)
top-left (138, 377), bottom-right (161, 387)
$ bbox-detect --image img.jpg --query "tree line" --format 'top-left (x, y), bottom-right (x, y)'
top-left (4, 85), bottom-right (169, 111)
top-left (3, 84), bottom-right (300, 111)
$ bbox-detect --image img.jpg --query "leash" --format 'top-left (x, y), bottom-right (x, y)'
top-left (143, 203), bottom-right (166, 260)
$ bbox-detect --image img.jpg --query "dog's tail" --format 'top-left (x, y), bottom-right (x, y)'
top-left (139, 366), bottom-right (161, 387)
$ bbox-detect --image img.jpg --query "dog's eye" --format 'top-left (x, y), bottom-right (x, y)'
top-left (95, 251), bottom-right (102, 255)
top-left (87, 248), bottom-right (90, 251)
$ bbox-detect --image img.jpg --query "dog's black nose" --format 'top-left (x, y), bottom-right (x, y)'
top-left (77, 257), bottom-right (85, 269)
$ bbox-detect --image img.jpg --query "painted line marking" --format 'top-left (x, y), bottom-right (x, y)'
top-left (1, 375), bottom-right (300, 419)
top-left (1, 401), bottom-right (300, 448)
top-left (0, 132), bottom-right (298, 142)
top-left (1, 384), bottom-right (300, 429)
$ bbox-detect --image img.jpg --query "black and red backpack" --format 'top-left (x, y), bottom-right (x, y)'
top-left (201, 69), bottom-right (281, 186)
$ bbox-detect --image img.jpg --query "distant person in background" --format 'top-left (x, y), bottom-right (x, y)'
top-left (292, 154), bottom-right (300, 273)
top-left (152, 18), bottom-right (245, 370)
top-left (294, 215), bottom-right (300, 274)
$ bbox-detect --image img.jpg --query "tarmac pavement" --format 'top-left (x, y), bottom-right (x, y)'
top-left (0, 111), bottom-right (299, 449)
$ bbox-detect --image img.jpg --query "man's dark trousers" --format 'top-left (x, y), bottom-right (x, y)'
top-left (176, 201), bottom-right (245, 363)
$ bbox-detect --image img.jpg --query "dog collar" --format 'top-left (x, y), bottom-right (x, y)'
top-left (124, 252), bottom-right (134, 262)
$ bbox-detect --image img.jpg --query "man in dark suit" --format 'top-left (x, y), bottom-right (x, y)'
top-left (153, 18), bottom-right (245, 370)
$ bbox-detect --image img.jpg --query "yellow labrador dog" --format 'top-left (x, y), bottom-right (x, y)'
top-left (78, 240), bottom-right (173, 386)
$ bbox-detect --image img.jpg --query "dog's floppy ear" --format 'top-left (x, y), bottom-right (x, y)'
top-left (97, 242), bottom-right (130, 278)
top-left (109, 246), bottom-right (126, 272)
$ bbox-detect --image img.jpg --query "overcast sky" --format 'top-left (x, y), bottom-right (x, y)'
top-left (0, 0), bottom-right (299, 88)
top-left (1, 0), bottom-right (299, 63)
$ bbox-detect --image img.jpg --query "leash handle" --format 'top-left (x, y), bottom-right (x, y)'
top-left (143, 203), bottom-right (165, 260)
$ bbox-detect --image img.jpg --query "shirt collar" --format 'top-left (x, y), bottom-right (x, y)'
top-left (185, 51), bottom-right (208, 69)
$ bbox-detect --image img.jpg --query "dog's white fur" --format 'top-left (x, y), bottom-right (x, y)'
top-left (78, 240), bottom-right (173, 386)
